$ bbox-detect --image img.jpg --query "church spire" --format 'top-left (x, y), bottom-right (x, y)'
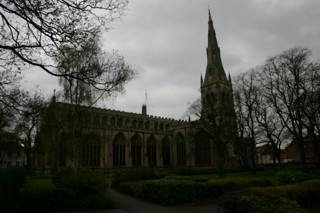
top-left (204, 10), bottom-right (227, 84)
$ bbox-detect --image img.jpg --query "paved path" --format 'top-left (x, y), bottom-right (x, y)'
top-left (104, 187), bottom-right (224, 213)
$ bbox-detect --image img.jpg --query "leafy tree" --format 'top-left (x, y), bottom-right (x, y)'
top-left (0, 0), bottom-right (129, 89)
top-left (57, 32), bottom-right (134, 106)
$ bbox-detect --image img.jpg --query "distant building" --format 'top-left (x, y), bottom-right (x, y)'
top-left (281, 135), bottom-right (320, 163)
top-left (256, 144), bottom-right (273, 164)
top-left (35, 11), bottom-right (238, 172)
top-left (0, 132), bottom-right (26, 168)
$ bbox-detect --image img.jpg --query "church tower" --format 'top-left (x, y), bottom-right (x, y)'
top-left (200, 10), bottom-right (237, 156)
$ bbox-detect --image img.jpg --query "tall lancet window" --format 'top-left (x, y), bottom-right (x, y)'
top-left (162, 137), bottom-right (171, 167)
top-left (131, 134), bottom-right (142, 167)
top-left (175, 133), bottom-right (186, 166)
top-left (147, 135), bottom-right (157, 166)
top-left (195, 129), bottom-right (211, 166)
top-left (113, 133), bottom-right (126, 167)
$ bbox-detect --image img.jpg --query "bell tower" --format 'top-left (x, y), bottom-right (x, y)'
top-left (200, 10), bottom-right (237, 156)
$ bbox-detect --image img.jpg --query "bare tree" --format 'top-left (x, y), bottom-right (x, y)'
top-left (15, 89), bottom-right (46, 173)
top-left (258, 47), bottom-right (318, 172)
top-left (254, 91), bottom-right (286, 168)
top-left (234, 70), bottom-right (261, 173)
top-left (0, 0), bottom-right (129, 90)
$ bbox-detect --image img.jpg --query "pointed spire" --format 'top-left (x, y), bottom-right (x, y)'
top-left (208, 8), bottom-right (213, 24)
top-left (200, 74), bottom-right (203, 84)
top-left (203, 10), bottom-right (227, 84)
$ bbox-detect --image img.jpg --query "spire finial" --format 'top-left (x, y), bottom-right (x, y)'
top-left (52, 89), bottom-right (56, 103)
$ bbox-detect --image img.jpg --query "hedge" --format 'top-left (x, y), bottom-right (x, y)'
top-left (218, 179), bottom-right (320, 213)
top-left (218, 189), bottom-right (307, 213)
top-left (118, 179), bottom-right (206, 205)
top-left (205, 178), bottom-right (274, 199)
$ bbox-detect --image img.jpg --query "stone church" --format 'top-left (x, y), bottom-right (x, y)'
top-left (35, 11), bottom-right (238, 172)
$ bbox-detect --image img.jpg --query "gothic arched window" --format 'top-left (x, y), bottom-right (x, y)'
top-left (161, 137), bottom-right (170, 167)
top-left (175, 133), bottom-right (186, 166)
top-left (195, 129), bottom-right (211, 166)
top-left (81, 133), bottom-right (100, 167)
top-left (132, 120), bottom-right (137, 129)
top-left (59, 132), bottom-right (67, 167)
top-left (94, 115), bottom-right (100, 126)
top-left (102, 116), bottom-right (108, 126)
top-left (131, 134), bottom-right (142, 167)
top-left (147, 135), bottom-right (157, 166)
top-left (113, 133), bottom-right (126, 167)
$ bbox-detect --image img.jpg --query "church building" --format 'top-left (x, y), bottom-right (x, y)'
top-left (35, 11), bottom-right (238, 172)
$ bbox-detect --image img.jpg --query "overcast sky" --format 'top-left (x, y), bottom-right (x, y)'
top-left (23, 0), bottom-right (320, 120)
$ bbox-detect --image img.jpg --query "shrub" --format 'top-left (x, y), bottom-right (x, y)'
top-left (260, 184), bottom-right (309, 207)
top-left (143, 179), bottom-right (206, 205)
top-left (74, 192), bottom-right (114, 210)
top-left (173, 167), bottom-right (212, 176)
top-left (0, 167), bottom-right (26, 212)
top-left (17, 170), bottom-right (113, 212)
top-left (118, 180), bottom-right (148, 198)
top-left (218, 189), bottom-right (307, 213)
top-left (205, 178), bottom-right (273, 199)
top-left (299, 179), bottom-right (320, 205)
top-left (277, 169), bottom-right (314, 185)
top-left (118, 179), bottom-right (206, 205)
top-left (112, 168), bottom-right (157, 187)
top-left (52, 169), bottom-right (108, 197)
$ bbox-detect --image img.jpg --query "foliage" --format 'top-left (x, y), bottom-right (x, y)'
top-left (300, 179), bottom-right (320, 204)
top-left (205, 177), bottom-right (273, 199)
top-left (172, 167), bottom-right (213, 176)
top-left (16, 171), bottom-right (113, 212)
top-left (112, 168), bottom-right (158, 187)
top-left (144, 179), bottom-right (206, 205)
top-left (57, 33), bottom-right (135, 106)
top-left (277, 169), bottom-right (315, 185)
top-left (118, 179), bottom-right (206, 205)
top-left (218, 189), bottom-right (307, 213)
top-left (118, 180), bottom-right (148, 198)
top-left (52, 169), bottom-right (108, 197)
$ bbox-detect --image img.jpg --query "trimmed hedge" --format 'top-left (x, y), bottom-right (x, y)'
top-left (218, 189), bottom-right (307, 213)
top-left (277, 170), bottom-right (315, 185)
top-left (112, 168), bottom-right (158, 187)
top-left (118, 179), bottom-right (206, 205)
top-left (205, 178), bottom-right (274, 199)
top-left (144, 179), bottom-right (205, 205)
top-left (219, 179), bottom-right (320, 213)
top-left (300, 179), bottom-right (320, 204)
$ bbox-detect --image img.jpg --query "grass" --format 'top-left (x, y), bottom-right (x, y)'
top-left (22, 176), bottom-right (54, 194)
